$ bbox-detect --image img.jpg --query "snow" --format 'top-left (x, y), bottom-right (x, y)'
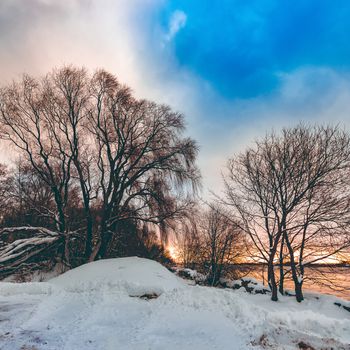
top-left (49, 257), bottom-right (184, 296)
top-left (174, 267), bottom-right (207, 284)
top-left (0, 257), bottom-right (349, 350)
top-left (0, 236), bottom-right (58, 263)
top-left (219, 277), bottom-right (270, 294)
top-left (0, 226), bottom-right (60, 236)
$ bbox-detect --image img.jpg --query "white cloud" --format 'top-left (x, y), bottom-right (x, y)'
top-left (164, 10), bottom-right (187, 42)
top-left (0, 0), bottom-right (159, 85)
top-left (196, 66), bottom-right (350, 196)
top-left (1, 3), bottom-right (350, 196)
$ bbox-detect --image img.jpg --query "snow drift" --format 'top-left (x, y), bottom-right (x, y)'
top-left (0, 257), bottom-right (349, 350)
top-left (50, 257), bottom-right (184, 296)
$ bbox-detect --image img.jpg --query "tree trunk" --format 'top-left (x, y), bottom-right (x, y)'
top-left (268, 257), bottom-right (278, 301)
top-left (284, 232), bottom-right (304, 302)
top-left (279, 268), bottom-right (284, 295)
top-left (97, 231), bottom-right (108, 259)
top-left (295, 280), bottom-right (304, 302)
top-left (96, 218), bottom-right (111, 259)
top-left (279, 236), bottom-right (285, 295)
top-left (84, 215), bottom-right (93, 260)
top-left (64, 233), bottom-right (70, 267)
top-left (55, 202), bottom-right (69, 266)
top-left (207, 264), bottom-right (215, 286)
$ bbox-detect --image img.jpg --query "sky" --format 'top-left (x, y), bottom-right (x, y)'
top-left (1, 0), bottom-right (350, 195)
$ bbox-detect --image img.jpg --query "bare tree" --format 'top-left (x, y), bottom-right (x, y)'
top-left (224, 124), bottom-right (350, 301)
top-left (43, 67), bottom-right (96, 260)
top-left (0, 77), bottom-right (74, 264)
top-left (174, 204), bottom-right (243, 285)
top-left (200, 205), bottom-right (241, 286)
top-left (87, 70), bottom-right (200, 258)
top-left (175, 211), bottom-right (202, 269)
top-left (273, 126), bottom-right (350, 301)
top-left (224, 141), bottom-right (282, 300)
top-left (0, 66), bottom-right (200, 269)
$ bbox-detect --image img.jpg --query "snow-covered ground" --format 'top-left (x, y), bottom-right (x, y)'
top-left (0, 257), bottom-right (349, 350)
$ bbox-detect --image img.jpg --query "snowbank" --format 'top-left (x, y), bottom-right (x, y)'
top-left (220, 277), bottom-right (270, 294)
top-left (174, 267), bottom-right (207, 284)
top-left (50, 257), bottom-right (184, 296)
top-left (0, 257), bottom-right (349, 350)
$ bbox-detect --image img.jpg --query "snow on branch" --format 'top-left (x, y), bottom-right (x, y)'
top-left (0, 226), bottom-right (64, 278)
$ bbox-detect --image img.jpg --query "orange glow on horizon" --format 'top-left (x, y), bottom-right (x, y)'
top-left (167, 244), bottom-right (179, 262)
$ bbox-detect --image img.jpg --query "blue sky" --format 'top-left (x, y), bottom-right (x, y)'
top-left (159, 1), bottom-right (350, 98)
top-left (1, 0), bottom-right (350, 192)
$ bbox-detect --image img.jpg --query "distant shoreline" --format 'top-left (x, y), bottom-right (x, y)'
top-left (228, 262), bottom-right (350, 268)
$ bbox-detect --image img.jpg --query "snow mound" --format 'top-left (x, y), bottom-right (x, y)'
top-left (49, 257), bottom-right (184, 296)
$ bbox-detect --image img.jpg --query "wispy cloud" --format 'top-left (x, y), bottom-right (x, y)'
top-left (164, 10), bottom-right (187, 42)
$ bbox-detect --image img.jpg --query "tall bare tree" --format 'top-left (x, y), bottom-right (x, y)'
top-left (0, 66), bottom-right (200, 268)
top-left (0, 76), bottom-right (74, 264)
top-left (272, 126), bottom-right (350, 301)
top-left (43, 67), bottom-right (96, 260)
top-left (87, 70), bottom-right (200, 258)
top-left (224, 140), bottom-right (282, 300)
top-left (224, 125), bottom-right (350, 301)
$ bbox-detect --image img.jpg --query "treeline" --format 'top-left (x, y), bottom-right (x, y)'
top-left (177, 125), bottom-right (350, 302)
top-left (0, 66), bottom-right (349, 303)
